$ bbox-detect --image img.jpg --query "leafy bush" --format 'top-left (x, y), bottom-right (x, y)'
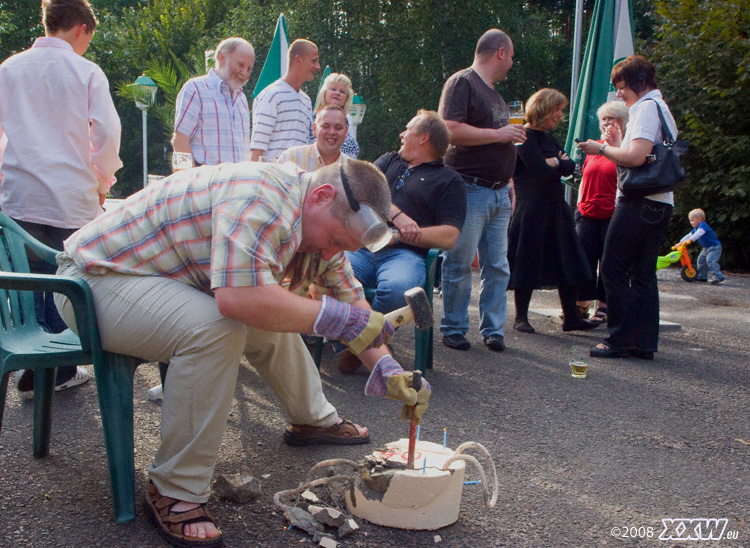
top-left (644, 0), bottom-right (750, 269)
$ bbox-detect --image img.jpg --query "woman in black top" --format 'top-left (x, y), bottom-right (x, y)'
top-left (508, 88), bottom-right (596, 333)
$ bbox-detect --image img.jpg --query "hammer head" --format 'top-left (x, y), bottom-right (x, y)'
top-left (403, 287), bottom-right (434, 330)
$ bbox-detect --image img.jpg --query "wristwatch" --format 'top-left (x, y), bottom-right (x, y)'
top-left (598, 143), bottom-right (608, 155)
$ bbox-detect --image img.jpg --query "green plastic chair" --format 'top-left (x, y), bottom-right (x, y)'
top-left (0, 212), bottom-right (144, 523)
top-left (313, 248), bottom-right (440, 374)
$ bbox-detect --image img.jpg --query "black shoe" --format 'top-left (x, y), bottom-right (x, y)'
top-left (633, 349), bottom-right (654, 360)
top-left (589, 343), bottom-right (631, 358)
top-left (442, 333), bottom-right (470, 351)
top-left (562, 318), bottom-right (599, 332)
top-left (483, 334), bottom-right (506, 352)
top-left (514, 320), bottom-right (535, 334)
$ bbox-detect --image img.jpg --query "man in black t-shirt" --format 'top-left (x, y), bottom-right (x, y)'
top-left (437, 29), bottom-right (526, 353)
top-left (341, 110), bottom-right (466, 372)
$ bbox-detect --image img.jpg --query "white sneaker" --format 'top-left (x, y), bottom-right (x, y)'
top-left (54, 367), bottom-right (90, 392)
top-left (13, 366), bottom-right (90, 400)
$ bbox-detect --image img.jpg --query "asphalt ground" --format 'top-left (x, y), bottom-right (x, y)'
top-left (0, 266), bottom-right (748, 547)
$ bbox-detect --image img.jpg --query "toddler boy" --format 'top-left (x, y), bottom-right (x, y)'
top-left (678, 208), bottom-right (724, 284)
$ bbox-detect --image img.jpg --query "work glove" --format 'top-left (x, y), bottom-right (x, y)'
top-left (314, 295), bottom-right (394, 355)
top-left (364, 355), bottom-right (431, 422)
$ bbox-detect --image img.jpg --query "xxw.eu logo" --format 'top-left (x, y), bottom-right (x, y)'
top-left (659, 518), bottom-right (734, 540)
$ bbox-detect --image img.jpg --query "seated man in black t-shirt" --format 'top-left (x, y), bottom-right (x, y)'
top-left (342, 110), bottom-right (466, 372)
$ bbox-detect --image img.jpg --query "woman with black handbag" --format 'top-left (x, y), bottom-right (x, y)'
top-left (578, 55), bottom-right (679, 360)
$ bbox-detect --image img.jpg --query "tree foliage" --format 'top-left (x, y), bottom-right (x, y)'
top-left (221, 0), bottom-right (574, 158)
top-left (6, 0), bottom-right (746, 270)
top-left (643, 0), bottom-right (750, 268)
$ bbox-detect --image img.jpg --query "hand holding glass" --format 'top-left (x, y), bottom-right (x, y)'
top-left (171, 152), bottom-right (193, 172)
top-left (507, 101), bottom-right (525, 145)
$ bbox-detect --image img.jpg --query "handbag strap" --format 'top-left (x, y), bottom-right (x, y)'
top-left (644, 98), bottom-right (675, 146)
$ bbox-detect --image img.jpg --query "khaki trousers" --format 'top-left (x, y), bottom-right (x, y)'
top-left (55, 256), bottom-right (337, 502)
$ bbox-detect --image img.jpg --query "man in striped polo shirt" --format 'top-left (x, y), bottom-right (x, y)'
top-left (250, 39), bottom-right (320, 161)
top-left (172, 37), bottom-right (255, 166)
top-left (54, 160), bottom-right (430, 546)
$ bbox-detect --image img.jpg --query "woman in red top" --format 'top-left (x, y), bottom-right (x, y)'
top-left (574, 101), bottom-right (629, 324)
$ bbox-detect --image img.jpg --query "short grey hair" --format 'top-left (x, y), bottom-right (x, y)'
top-left (214, 37), bottom-right (253, 68)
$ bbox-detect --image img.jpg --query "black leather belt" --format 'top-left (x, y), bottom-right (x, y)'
top-left (461, 174), bottom-right (508, 190)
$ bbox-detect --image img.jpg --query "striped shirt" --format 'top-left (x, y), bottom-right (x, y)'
top-left (276, 143), bottom-right (346, 172)
top-left (63, 162), bottom-right (363, 302)
top-left (250, 79), bottom-right (312, 161)
top-left (174, 69), bottom-right (250, 165)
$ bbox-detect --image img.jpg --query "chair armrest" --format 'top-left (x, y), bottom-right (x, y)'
top-left (0, 271), bottom-right (103, 355)
top-left (0, 212), bottom-right (60, 266)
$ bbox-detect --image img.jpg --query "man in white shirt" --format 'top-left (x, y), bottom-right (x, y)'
top-left (172, 37), bottom-right (255, 166)
top-left (0, 0), bottom-right (122, 395)
top-left (250, 39), bottom-right (320, 161)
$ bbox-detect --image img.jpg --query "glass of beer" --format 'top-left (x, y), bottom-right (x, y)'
top-left (171, 152), bottom-right (193, 172)
top-left (508, 101), bottom-right (525, 145)
top-left (569, 345), bottom-right (590, 378)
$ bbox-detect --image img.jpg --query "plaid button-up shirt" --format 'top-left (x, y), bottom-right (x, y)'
top-left (64, 162), bottom-right (363, 302)
top-left (276, 144), bottom-right (346, 172)
top-left (174, 70), bottom-right (250, 165)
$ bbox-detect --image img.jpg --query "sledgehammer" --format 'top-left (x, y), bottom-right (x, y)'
top-left (330, 286), bottom-right (434, 353)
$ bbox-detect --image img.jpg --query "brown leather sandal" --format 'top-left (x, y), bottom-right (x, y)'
top-left (283, 417), bottom-right (370, 446)
top-left (143, 481), bottom-right (223, 548)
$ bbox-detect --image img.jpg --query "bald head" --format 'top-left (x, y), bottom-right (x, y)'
top-left (475, 29), bottom-right (512, 59)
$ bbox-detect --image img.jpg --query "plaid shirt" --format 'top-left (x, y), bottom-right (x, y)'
top-left (276, 143), bottom-right (346, 172)
top-left (174, 70), bottom-right (250, 165)
top-left (64, 162), bottom-right (363, 302)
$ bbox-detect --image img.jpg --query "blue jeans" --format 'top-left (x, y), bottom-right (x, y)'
top-left (696, 244), bottom-right (723, 281)
top-left (346, 247), bottom-right (426, 313)
top-left (440, 184), bottom-right (511, 338)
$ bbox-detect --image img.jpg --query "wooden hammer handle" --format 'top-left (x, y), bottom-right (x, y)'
top-left (384, 304), bottom-right (414, 329)
top-left (406, 371), bottom-right (422, 469)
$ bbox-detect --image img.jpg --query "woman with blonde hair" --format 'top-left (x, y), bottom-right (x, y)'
top-left (508, 88), bottom-right (597, 334)
top-left (574, 100), bottom-right (629, 324)
top-left (312, 72), bottom-right (359, 158)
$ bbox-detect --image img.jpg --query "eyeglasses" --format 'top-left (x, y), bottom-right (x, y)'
top-left (340, 165), bottom-right (391, 253)
top-left (395, 167), bottom-right (414, 191)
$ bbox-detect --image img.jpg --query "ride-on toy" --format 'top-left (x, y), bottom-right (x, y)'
top-left (656, 240), bottom-right (697, 281)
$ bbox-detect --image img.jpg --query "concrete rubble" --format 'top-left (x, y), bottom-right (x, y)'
top-left (212, 471), bottom-right (262, 503)
top-left (279, 476), bottom-right (363, 542)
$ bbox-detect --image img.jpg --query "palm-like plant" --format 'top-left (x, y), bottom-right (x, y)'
top-left (118, 50), bottom-right (205, 139)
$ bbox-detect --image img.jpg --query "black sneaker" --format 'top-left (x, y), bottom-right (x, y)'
top-left (483, 334), bottom-right (506, 352)
top-left (442, 333), bottom-right (470, 351)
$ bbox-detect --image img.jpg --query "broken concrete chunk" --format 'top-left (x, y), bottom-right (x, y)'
top-left (283, 506), bottom-right (324, 536)
top-left (212, 472), bottom-right (262, 503)
top-left (309, 505), bottom-right (346, 528)
top-left (313, 531), bottom-right (336, 543)
top-left (301, 489), bottom-right (320, 504)
top-left (318, 536), bottom-right (338, 548)
top-left (337, 518), bottom-right (359, 538)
